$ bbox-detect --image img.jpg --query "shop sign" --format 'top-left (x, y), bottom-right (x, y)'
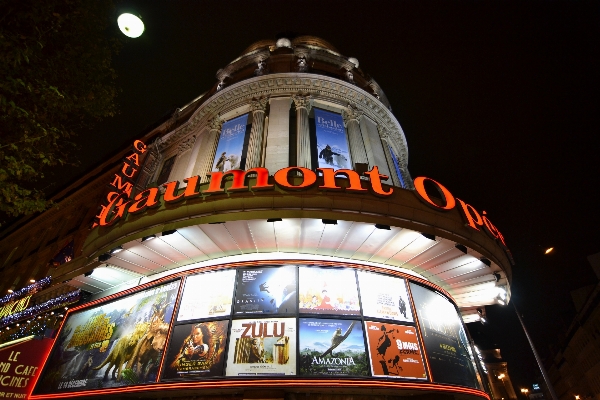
top-left (0, 337), bottom-right (53, 398)
top-left (413, 176), bottom-right (507, 248)
top-left (95, 165), bottom-right (393, 228)
top-left (0, 297), bottom-right (31, 320)
top-left (92, 140), bottom-right (147, 228)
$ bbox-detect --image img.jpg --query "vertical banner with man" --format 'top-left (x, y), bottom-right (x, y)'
top-left (34, 280), bottom-right (180, 394)
top-left (314, 109), bottom-right (350, 169)
top-left (212, 114), bottom-right (249, 172)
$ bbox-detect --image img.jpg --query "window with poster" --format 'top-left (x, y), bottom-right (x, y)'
top-left (212, 113), bottom-right (252, 172)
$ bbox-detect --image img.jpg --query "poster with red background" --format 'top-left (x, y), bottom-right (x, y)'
top-left (0, 337), bottom-right (54, 399)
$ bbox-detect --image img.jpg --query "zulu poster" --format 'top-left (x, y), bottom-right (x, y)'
top-left (409, 283), bottom-right (479, 388)
top-left (299, 318), bottom-right (369, 376)
top-left (298, 267), bottom-right (360, 315)
top-left (315, 108), bottom-right (350, 169)
top-left (34, 280), bottom-right (180, 394)
top-left (212, 114), bottom-right (249, 172)
top-left (233, 265), bottom-right (297, 315)
top-left (225, 318), bottom-right (296, 376)
top-left (162, 320), bottom-right (228, 380)
top-left (177, 270), bottom-right (236, 321)
top-left (364, 321), bottom-right (427, 380)
top-left (357, 271), bottom-right (414, 322)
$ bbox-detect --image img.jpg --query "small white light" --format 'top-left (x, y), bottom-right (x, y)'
top-left (497, 299), bottom-right (506, 305)
top-left (7, 289), bottom-right (13, 293)
top-left (117, 13), bottom-right (144, 38)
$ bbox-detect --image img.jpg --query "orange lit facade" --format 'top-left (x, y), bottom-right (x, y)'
top-left (0, 36), bottom-right (513, 400)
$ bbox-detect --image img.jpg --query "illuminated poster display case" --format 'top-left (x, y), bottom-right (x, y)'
top-left (33, 261), bottom-right (482, 397)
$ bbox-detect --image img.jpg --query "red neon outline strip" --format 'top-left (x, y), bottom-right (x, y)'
top-left (29, 379), bottom-right (489, 400)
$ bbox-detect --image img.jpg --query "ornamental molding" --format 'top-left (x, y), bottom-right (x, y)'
top-left (159, 73), bottom-right (409, 166)
top-left (177, 134), bottom-right (197, 154)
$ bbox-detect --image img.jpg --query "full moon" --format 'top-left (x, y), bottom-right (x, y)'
top-left (117, 13), bottom-right (144, 38)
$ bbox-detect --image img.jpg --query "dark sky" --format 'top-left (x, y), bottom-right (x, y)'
top-left (50, 0), bottom-right (600, 392)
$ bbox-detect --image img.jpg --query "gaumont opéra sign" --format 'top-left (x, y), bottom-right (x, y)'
top-left (95, 141), bottom-right (508, 251)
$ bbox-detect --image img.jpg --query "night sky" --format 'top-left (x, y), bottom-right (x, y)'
top-left (46, 0), bottom-right (600, 392)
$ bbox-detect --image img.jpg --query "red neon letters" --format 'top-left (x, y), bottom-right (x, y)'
top-left (96, 166), bottom-right (393, 227)
top-left (414, 176), bottom-right (507, 247)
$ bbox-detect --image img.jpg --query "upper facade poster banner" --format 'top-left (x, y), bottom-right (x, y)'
top-left (315, 109), bottom-right (350, 170)
top-left (212, 114), bottom-right (249, 172)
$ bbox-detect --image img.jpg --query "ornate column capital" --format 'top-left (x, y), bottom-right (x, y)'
top-left (342, 104), bottom-right (362, 126)
top-left (209, 117), bottom-right (224, 131)
top-left (292, 94), bottom-right (312, 112)
top-left (250, 96), bottom-right (269, 113)
top-left (177, 135), bottom-right (197, 154)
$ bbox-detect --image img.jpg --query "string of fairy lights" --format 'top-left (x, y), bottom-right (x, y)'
top-left (0, 276), bottom-right (82, 342)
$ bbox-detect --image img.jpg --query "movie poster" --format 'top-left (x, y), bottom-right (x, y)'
top-left (315, 108), bottom-right (350, 169)
top-left (33, 280), bottom-right (180, 394)
top-left (298, 267), bottom-right (360, 315)
top-left (233, 265), bottom-right (297, 315)
top-left (299, 318), bottom-right (369, 376)
top-left (357, 271), bottom-right (414, 322)
top-left (177, 270), bottom-right (236, 321)
top-left (161, 320), bottom-right (229, 380)
top-left (212, 114), bottom-right (249, 172)
top-left (225, 318), bottom-right (296, 376)
top-left (409, 283), bottom-right (479, 388)
top-left (364, 321), bottom-right (427, 380)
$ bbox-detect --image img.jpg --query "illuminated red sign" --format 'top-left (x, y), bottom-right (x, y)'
top-left (92, 140), bottom-right (147, 228)
top-left (0, 337), bottom-right (54, 399)
top-left (96, 166), bottom-right (392, 227)
top-left (413, 177), bottom-right (507, 247)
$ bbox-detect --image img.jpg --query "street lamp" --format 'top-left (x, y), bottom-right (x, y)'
top-left (513, 302), bottom-right (559, 400)
top-left (117, 13), bottom-right (144, 38)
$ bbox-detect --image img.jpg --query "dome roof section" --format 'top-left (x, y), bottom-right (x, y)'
top-left (291, 36), bottom-right (340, 53)
top-left (213, 36), bottom-right (391, 110)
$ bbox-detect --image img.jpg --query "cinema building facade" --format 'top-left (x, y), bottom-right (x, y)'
top-left (0, 37), bottom-right (512, 400)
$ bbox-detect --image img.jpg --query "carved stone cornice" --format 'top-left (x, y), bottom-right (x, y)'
top-left (177, 135), bottom-right (196, 154)
top-left (250, 96), bottom-right (269, 113)
top-left (342, 104), bottom-right (362, 125)
top-left (292, 94), bottom-right (312, 112)
top-left (159, 73), bottom-right (409, 169)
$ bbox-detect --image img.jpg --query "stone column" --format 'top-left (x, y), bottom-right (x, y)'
top-left (342, 104), bottom-right (368, 169)
top-left (379, 126), bottom-right (401, 187)
top-left (292, 94), bottom-right (312, 169)
top-left (245, 97), bottom-right (269, 169)
top-left (198, 117), bottom-right (223, 183)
